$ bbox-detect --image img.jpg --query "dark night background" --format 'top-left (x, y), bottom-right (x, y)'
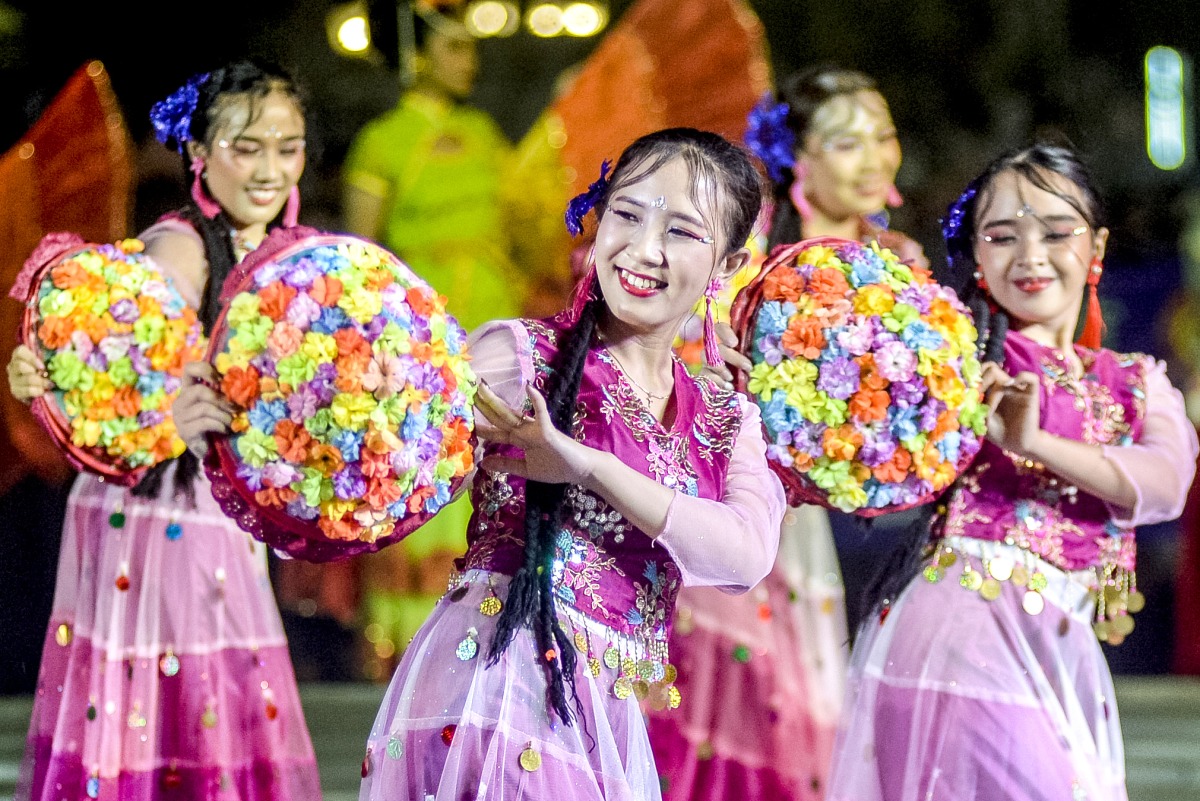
top-left (0, 0), bottom-right (1197, 690)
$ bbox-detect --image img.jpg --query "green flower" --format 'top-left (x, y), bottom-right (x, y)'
top-left (226, 293), bottom-right (262, 329)
top-left (39, 290), bottom-right (76, 318)
top-left (304, 408), bottom-right (335, 439)
top-left (48, 351), bottom-right (88, 391)
top-left (133, 316), bottom-right (165, 346)
top-left (107, 356), bottom-right (137, 388)
top-left (276, 352), bottom-right (318, 387)
top-left (235, 428), bottom-right (278, 468)
top-left (808, 457), bottom-right (852, 491)
top-left (236, 315), bottom-right (274, 354)
top-left (828, 483), bottom-right (869, 513)
top-left (881, 303), bottom-right (919, 333)
top-left (298, 467), bottom-right (334, 507)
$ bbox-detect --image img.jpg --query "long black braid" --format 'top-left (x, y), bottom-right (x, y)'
top-left (131, 59), bottom-right (305, 503)
top-left (487, 128), bottom-right (764, 726)
top-left (856, 141), bottom-right (1105, 627)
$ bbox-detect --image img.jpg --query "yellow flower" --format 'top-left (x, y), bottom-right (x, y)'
top-left (330, 392), bottom-right (377, 430)
top-left (320, 498), bottom-right (358, 521)
top-left (852, 285), bottom-right (895, 316)
top-left (226, 293), bottom-right (262, 329)
top-left (338, 288), bottom-right (384, 324)
top-left (828, 483), bottom-right (869, 513)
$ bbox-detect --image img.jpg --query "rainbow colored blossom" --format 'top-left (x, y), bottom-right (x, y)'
top-left (212, 238), bottom-right (477, 545)
top-left (743, 238), bottom-right (986, 514)
top-left (33, 239), bottom-right (202, 471)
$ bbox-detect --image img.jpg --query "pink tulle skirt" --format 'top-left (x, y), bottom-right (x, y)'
top-left (647, 504), bottom-right (848, 800)
top-left (16, 470), bottom-right (321, 801)
top-left (827, 536), bottom-right (1126, 801)
top-left (359, 569), bottom-right (662, 800)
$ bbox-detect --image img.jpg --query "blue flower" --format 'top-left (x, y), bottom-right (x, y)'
top-left (423, 481), bottom-right (452, 513)
top-left (757, 301), bottom-right (790, 337)
top-left (565, 159), bottom-right (611, 236)
top-left (331, 428), bottom-right (364, 463)
top-left (745, 93), bottom-right (795, 183)
top-left (889, 406), bottom-right (919, 441)
top-left (248, 398), bottom-right (288, 435)
top-left (901, 320), bottom-right (945, 351)
top-left (311, 306), bottom-right (350, 335)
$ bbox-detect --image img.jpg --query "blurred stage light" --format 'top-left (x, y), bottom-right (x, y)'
top-left (1145, 46), bottom-right (1190, 171)
top-left (527, 3), bottom-right (564, 37)
top-left (562, 2), bottom-right (607, 36)
top-left (466, 1), bottom-right (520, 37)
top-left (326, 1), bottom-right (373, 57)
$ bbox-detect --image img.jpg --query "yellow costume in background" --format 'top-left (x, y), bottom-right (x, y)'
top-left (343, 90), bottom-right (526, 678)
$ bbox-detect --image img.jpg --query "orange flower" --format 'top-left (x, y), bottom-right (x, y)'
top-left (822, 424), bottom-right (863, 461)
top-left (848, 389), bottom-right (889, 423)
top-left (792, 450), bottom-right (814, 471)
top-left (38, 315), bottom-right (74, 349)
top-left (137, 295), bottom-right (163, 319)
top-left (334, 352), bottom-right (371, 393)
top-left (910, 266), bottom-right (932, 285)
top-left (78, 314), bottom-right (110, 344)
top-left (258, 281), bottom-right (298, 322)
top-left (266, 322), bottom-right (304, 360)
top-left (112, 386), bottom-right (142, 418)
top-left (780, 316), bottom-right (826, 360)
top-left (360, 446), bottom-right (393, 479)
top-left (364, 268), bottom-right (394, 292)
top-left (220, 364), bottom-right (261, 408)
top-left (855, 353), bottom-right (888, 391)
top-left (405, 485), bottom-right (435, 514)
top-left (927, 298), bottom-right (960, 331)
top-left (308, 274), bottom-right (344, 307)
top-left (255, 486), bottom-right (299, 509)
top-left (406, 287), bottom-right (438, 317)
top-left (49, 260), bottom-right (90, 289)
top-left (807, 267), bottom-right (851, 304)
top-left (318, 514), bottom-right (362, 542)
top-left (410, 341), bottom-right (433, 362)
top-left (364, 477), bottom-right (404, 510)
top-left (333, 328), bottom-right (370, 361)
top-left (873, 447), bottom-right (912, 484)
top-left (274, 419), bottom-right (313, 463)
top-left (306, 443), bottom-right (345, 476)
top-left (762, 268), bottom-right (806, 303)
top-left (933, 410), bottom-right (959, 438)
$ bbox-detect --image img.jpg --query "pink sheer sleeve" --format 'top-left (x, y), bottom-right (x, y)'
top-left (1102, 358), bottom-right (1199, 526)
top-left (138, 218), bottom-right (205, 309)
top-left (466, 319), bottom-right (535, 416)
top-left (654, 396), bottom-right (785, 592)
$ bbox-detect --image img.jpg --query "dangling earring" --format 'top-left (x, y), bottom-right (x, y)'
top-left (1076, 256), bottom-right (1105, 349)
top-left (788, 162), bottom-right (814, 222)
top-left (703, 278), bottom-right (723, 369)
top-left (189, 159), bottom-right (221, 219)
top-left (973, 269), bottom-right (989, 292)
top-left (887, 184), bottom-right (904, 208)
top-left (282, 185), bottom-right (301, 227)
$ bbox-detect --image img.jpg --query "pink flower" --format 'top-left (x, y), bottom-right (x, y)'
top-left (362, 352), bottom-right (407, 399)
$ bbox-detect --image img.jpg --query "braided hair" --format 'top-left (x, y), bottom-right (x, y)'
top-left (132, 60), bottom-right (306, 502)
top-left (486, 128), bottom-right (765, 725)
top-left (857, 142), bottom-right (1107, 626)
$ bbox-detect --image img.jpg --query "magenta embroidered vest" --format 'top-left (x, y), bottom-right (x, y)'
top-left (458, 314), bottom-right (743, 688)
top-left (937, 330), bottom-right (1148, 574)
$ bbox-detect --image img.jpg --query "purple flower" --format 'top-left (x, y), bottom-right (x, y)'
top-left (250, 353), bottom-right (279, 379)
top-left (793, 420), bottom-right (827, 458)
top-left (889, 377), bottom-right (925, 408)
top-left (875, 340), bottom-right (917, 383)
top-left (333, 464), bottom-right (367, 500)
top-left (308, 364), bottom-right (338, 405)
top-left (363, 315), bottom-right (389, 342)
top-left (380, 285), bottom-right (412, 325)
top-left (744, 92), bottom-right (795, 184)
top-left (411, 362), bottom-right (445, 396)
top-left (565, 159), bottom-right (612, 236)
top-left (69, 330), bottom-right (94, 361)
top-left (858, 431), bottom-right (897, 468)
top-left (162, 374), bottom-right (182, 395)
top-left (128, 346), bottom-right (151, 374)
top-left (263, 461), bottom-right (301, 488)
top-left (766, 444), bottom-right (793, 466)
top-left (897, 285), bottom-right (932, 314)
top-left (85, 350), bottom-right (108, 372)
top-left (415, 427), bottom-right (443, 462)
top-left (285, 497), bottom-right (320, 521)
top-left (287, 385), bottom-right (320, 423)
top-left (282, 257), bottom-right (322, 289)
top-left (236, 462), bottom-right (265, 492)
top-left (109, 298), bottom-right (140, 324)
top-left (138, 410), bottom-right (165, 427)
top-left (817, 356), bottom-right (860, 400)
top-left (918, 399), bottom-right (945, 432)
top-left (286, 293), bottom-right (321, 328)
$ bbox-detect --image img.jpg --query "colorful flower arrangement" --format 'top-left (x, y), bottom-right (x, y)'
top-left (11, 234), bottom-right (202, 484)
top-left (730, 237), bottom-right (986, 515)
top-left (206, 231), bottom-right (477, 559)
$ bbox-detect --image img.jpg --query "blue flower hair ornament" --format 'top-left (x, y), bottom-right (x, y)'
top-left (745, 92), bottom-right (795, 184)
top-left (565, 159), bottom-right (612, 236)
top-left (941, 184), bottom-right (979, 267)
top-left (150, 72), bottom-right (211, 153)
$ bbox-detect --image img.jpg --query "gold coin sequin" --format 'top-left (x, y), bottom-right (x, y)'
top-left (1094, 620), bottom-right (1111, 641)
top-left (987, 557), bottom-right (1014, 582)
top-left (937, 550), bottom-right (958, 568)
top-left (1126, 591), bottom-right (1146, 613)
top-left (960, 568), bottom-right (982, 592)
top-left (588, 658), bottom-right (601, 677)
top-left (573, 631), bottom-right (588, 653)
top-left (633, 680), bottom-right (650, 700)
top-left (667, 685), bottom-right (682, 709)
top-left (519, 747), bottom-right (542, 772)
top-left (613, 677), bottom-right (633, 700)
top-left (663, 664), bottom-right (678, 683)
top-left (1028, 572), bottom-right (1048, 592)
top-left (1010, 565), bottom-right (1030, 587)
top-left (478, 595), bottom-right (502, 617)
top-left (603, 647), bottom-right (619, 670)
top-left (923, 565), bottom-right (944, 584)
top-left (1111, 615), bottom-right (1135, 636)
top-left (55, 624), bottom-right (72, 647)
top-left (979, 578), bottom-right (1002, 601)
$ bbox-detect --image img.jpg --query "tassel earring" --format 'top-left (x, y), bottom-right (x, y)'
top-left (189, 159), bottom-right (222, 219)
top-left (788, 162), bottom-right (814, 222)
top-left (887, 184), bottom-right (904, 208)
top-left (1076, 257), bottom-right (1104, 349)
top-left (568, 253), bottom-right (598, 323)
top-left (703, 278), bottom-right (723, 368)
top-left (283, 185), bottom-right (301, 227)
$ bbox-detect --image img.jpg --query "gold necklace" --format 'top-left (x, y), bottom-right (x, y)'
top-left (601, 341), bottom-right (672, 402)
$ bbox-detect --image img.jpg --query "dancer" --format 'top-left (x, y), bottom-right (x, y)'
top-left (7, 60), bottom-right (322, 800)
top-left (651, 64), bottom-right (925, 800)
top-left (826, 142), bottom-right (1198, 801)
top-left (353, 127), bottom-right (785, 799)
